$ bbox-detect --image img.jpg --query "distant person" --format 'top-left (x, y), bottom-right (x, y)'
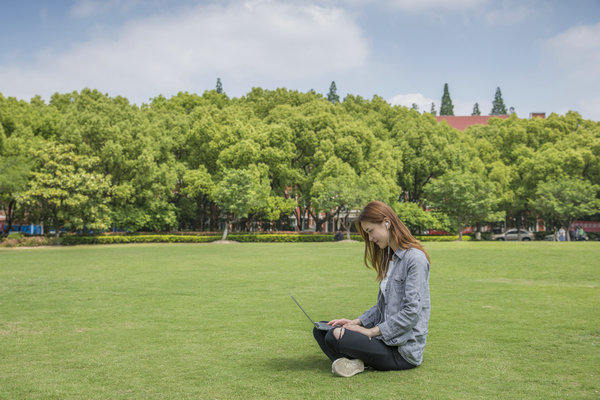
top-left (576, 226), bottom-right (586, 241)
top-left (569, 227), bottom-right (575, 241)
top-left (558, 227), bottom-right (566, 241)
top-left (313, 201), bottom-right (431, 377)
top-left (334, 230), bottom-right (344, 241)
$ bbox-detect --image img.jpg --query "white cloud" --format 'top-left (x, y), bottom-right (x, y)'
top-left (544, 22), bottom-right (600, 77)
top-left (70, 0), bottom-right (143, 18)
top-left (0, 1), bottom-right (368, 103)
top-left (388, 93), bottom-right (436, 111)
top-left (383, 0), bottom-right (489, 12)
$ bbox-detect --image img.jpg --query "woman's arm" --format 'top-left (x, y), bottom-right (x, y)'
top-left (343, 324), bottom-right (381, 339)
top-left (327, 318), bottom-right (362, 327)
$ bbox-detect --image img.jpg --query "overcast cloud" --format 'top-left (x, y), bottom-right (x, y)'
top-left (0, 1), bottom-right (368, 103)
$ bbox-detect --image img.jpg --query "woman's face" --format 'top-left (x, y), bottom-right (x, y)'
top-left (361, 220), bottom-right (389, 249)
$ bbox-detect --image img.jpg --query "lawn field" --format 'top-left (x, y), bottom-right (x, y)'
top-left (1, 242), bottom-right (599, 399)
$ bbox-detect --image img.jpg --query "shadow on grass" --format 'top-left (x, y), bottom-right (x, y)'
top-left (266, 355), bottom-right (330, 371)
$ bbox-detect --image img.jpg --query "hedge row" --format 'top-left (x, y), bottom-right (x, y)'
top-left (59, 234), bottom-right (220, 245)
top-left (58, 233), bottom-right (467, 245)
top-left (416, 235), bottom-right (471, 242)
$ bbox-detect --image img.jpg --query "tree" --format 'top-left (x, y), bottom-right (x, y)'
top-left (411, 103), bottom-right (419, 111)
top-left (430, 102), bottom-right (436, 116)
top-left (424, 170), bottom-right (504, 240)
top-left (310, 157), bottom-right (359, 235)
top-left (532, 178), bottom-right (600, 241)
top-left (216, 78), bottom-right (223, 94)
top-left (490, 87), bottom-right (507, 115)
top-left (0, 155), bottom-right (31, 234)
top-left (439, 83), bottom-right (454, 116)
top-left (392, 201), bottom-right (449, 234)
top-left (211, 165), bottom-right (287, 240)
top-left (391, 113), bottom-right (463, 204)
top-left (472, 103), bottom-right (481, 116)
top-left (18, 143), bottom-right (111, 237)
top-left (327, 81), bottom-right (340, 104)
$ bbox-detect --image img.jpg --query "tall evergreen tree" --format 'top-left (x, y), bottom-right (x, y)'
top-left (439, 83), bottom-right (454, 116)
top-left (472, 103), bottom-right (481, 116)
top-left (430, 102), bottom-right (437, 116)
top-left (490, 87), bottom-right (507, 115)
top-left (327, 81), bottom-right (340, 104)
top-left (411, 103), bottom-right (419, 111)
top-left (215, 78), bottom-right (223, 94)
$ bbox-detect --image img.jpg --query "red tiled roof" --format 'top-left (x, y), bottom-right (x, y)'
top-left (436, 115), bottom-right (509, 131)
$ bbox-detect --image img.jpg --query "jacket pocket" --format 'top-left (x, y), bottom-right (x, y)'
top-left (391, 276), bottom-right (406, 291)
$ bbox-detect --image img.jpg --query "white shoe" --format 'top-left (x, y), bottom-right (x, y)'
top-left (331, 358), bottom-right (365, 377)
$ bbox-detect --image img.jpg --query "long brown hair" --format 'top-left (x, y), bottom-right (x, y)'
top-left (356, 201), bottom-right (430, 281)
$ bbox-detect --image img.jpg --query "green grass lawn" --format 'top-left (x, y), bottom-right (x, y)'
top-left (1, 242), bottom-right (599, 399)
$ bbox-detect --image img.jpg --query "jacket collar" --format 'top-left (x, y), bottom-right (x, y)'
top-left (393, 248), bottom-right (408, 261)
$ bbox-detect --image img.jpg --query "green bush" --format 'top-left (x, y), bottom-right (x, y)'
top-left (60, 234), bottom-right (220, 245)
top-left (416, 235), bottom-right (471, 242)
top-left (0, 235), bottom-right (60, 248)
top-left (59, 233), bottom-right (471, 245)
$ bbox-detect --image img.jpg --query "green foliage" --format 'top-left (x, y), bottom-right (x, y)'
top-left (57, 233), bottom-right (467, 245)
top-left (327, 81), bottom-right (340, 104)
top-left (392, 201), bottom-right (450, 233)
top-left (472, 102), bottom-right (481, 116)
top-left (1, 234), bottom-right (59, 247)
top-left (1, 87), bottom-right (598, 238)
top-left (532, 177), bottom-right (600, 234)
top-left (490, 87), bottom-right (507, 115)
top-left (430, 102), bottom-right (436, 115)
top-left (424, 170), bottom-right (504, 240)
top-left (439, 83), bottom-right (454, 116)
top-left (416, 234), bottom-right (471, 241)
top-left (17, 142), bottom-right (111, 236)
top-left (59, 233), bottom-right (364, 245)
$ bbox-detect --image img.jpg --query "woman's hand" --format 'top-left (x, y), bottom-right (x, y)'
top-left (344, 324), bottom-right (381, 339)
top-left (327, 318), bottom-right (361, 327)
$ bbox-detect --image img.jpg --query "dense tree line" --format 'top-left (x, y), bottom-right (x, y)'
top-left (1, 88), bottom-right (599, 239)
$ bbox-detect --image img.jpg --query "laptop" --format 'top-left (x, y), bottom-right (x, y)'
top-left (290, 293), bottom-right (336, 331)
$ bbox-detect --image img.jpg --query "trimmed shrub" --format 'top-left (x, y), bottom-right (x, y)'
top-left (416, 235), bottom-right (471, 242)
top-left (59, 233), bottom-right (470, 245)
top-left (0, 235), bottom-right (60, 248)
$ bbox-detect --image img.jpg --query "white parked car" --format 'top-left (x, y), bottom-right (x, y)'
top-left (492, 229), bottom-right (535, 241)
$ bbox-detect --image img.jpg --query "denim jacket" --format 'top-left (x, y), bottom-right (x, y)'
top-left (358, 248), bottom-right (431, 366)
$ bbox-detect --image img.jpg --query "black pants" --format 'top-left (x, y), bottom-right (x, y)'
top-left (313, 326), bottom-right (415, 371)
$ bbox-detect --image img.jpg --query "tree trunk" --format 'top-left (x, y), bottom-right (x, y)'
top-left (343, 210), bottom-right (352, 240)
top-left (566, 219), bottom-right (574, 242)
top-left (4, 199), bottom-right (17, 234)
top-left (54, 209), bottom-right (60, 239)
top-left (221, 218), bottom-right (230, 240)
top-left (457, 215), bottom-right (463, 241)
top-left (293, 205), bottom-right (305, 231)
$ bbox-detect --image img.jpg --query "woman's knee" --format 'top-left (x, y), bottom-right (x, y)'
top-left (325, 327), bottom-right (345, 346)
top-left (333, 327), bottom-right (345, 340)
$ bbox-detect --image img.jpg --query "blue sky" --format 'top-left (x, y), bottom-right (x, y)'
top-left (1, 0), bottom-right (600, 120)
